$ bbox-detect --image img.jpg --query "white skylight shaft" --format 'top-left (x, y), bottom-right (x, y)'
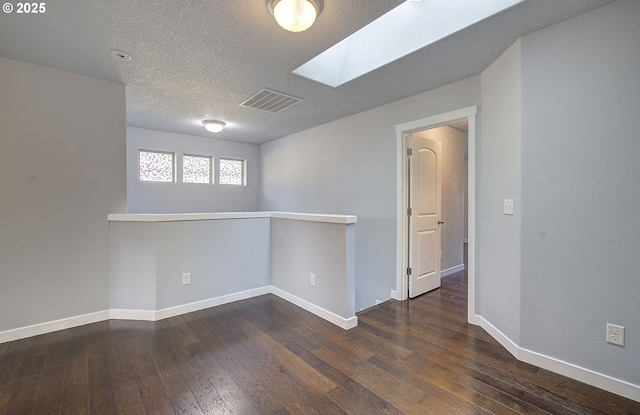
top-left (293, 0), bottom-right (524, 87)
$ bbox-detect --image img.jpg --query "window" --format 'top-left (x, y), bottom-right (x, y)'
top-left (139, 150), bottom-right (175, 182)
top-left (183, 154), bottom-right (212, 184)
top-left (219, 158), bottom-right (245, 185)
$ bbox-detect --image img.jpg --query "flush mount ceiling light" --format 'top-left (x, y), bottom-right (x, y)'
top-left (202, 120), bottom-right (226, 133)
top-left (267, 0), bottom-right (323, 32)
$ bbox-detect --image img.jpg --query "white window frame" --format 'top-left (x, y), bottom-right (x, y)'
top-left (218, 157), bottom-right (246, 186)
top-left (182, 153), bottom-right (213, 185)
top-left (138, 149), bottom-right (176, 183)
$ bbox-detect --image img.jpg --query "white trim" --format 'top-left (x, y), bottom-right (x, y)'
top-left (0, 310), bottom-right (109, 344)
top-left (475, 315), bottom-right (520, 357)
top-left (395, 107), bottom-right (478, 134)
top-left (270, 211), bottom-right (357, 224)
top-left (466, 114), bottom-right (477, 324)
top-left (108, 212), bottom-right (271, 222)
top-left (108, 211), bottom-right (357, 224)
top-left (155, 286), bottom-right (271, 320)
top-left (476, 315), bottom-right (640, 403)
top-left (395, 106), bottom-right (477, 323)
top-left (0, 285), bottom-right (356, 344)
top-left (109, 309), bottom-right (156, 321)
top-left (270, 286), bottom-right (358, 330)
top-left (442, 264), bottom-right (465, 277)
top-left (108, 287), bottom-right (273, 322)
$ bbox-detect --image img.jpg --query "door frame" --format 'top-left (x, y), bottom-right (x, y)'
top-left (394, 106), bottom-right (478, 324)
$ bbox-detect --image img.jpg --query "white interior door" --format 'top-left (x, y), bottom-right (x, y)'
top-left (408, 135), bottom-right (442, 298)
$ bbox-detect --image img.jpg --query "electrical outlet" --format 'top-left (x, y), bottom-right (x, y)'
top-left (182, 273), bottom-right (191, 286)
top-left (310, 273), bottom-right (316, 286)
top-left (504, 199), bottom-right (514, 215)
top-left (606, 323), bottom-right (624, 346)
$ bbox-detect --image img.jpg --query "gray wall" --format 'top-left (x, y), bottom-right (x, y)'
top-left (110, 216), bottom-right (355, 322)
top-left (414, 126), bottom-right (466, 274)
top-left (477, 39), bottom-right (523, 344)
top-left (0, 57), bottom-right (126, 331)
top-left (271, 219), bottom-right (355, 318)
top-left (260, 76), bottom-right (481, 310)
top-left (519, 0), bottom-right (640, 385)
top-left (110, 222), bottom-right (157, 310)
top-left (127, 126), bottom-right (260, 213)
top-left (155, 219), bottom-right (270, 309)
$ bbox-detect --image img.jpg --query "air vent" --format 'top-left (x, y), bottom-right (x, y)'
top-left (240, 89), bottom-right (303, 113)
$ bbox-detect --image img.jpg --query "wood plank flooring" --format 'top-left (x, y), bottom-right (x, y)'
top-left (2, 272), bottom-right (639, 414)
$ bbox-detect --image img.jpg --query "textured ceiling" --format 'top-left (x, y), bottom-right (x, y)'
top-left (0, 0), bottom-right (613, 144)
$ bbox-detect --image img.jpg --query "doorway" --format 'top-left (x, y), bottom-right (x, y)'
top-left (394, 106), bottom-right (477, 323)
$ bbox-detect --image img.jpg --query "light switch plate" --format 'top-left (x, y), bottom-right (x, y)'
top-left (504, 199), bottom-right (514, 215)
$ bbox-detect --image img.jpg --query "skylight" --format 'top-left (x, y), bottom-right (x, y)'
top-left (293, 0), bottom-right (524, 87)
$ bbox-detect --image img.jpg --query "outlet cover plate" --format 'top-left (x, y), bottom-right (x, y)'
top-left (182, 273), bottom-right (191, 286)
top-left (606, 323), bottom-right (624, 346)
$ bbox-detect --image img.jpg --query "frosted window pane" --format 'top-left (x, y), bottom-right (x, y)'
top-left (183, 155), bottom-right (212, 184)
top-left (219, 158), bottom-right (244, 185)
top-left (139, 150), bottom-right (174, 182)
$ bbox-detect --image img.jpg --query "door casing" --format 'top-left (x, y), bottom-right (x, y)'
top-left (394, 106), bottom-right (478, 324)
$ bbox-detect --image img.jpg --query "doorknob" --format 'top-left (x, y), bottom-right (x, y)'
top-left (438, 220), bottom-right (445, 225)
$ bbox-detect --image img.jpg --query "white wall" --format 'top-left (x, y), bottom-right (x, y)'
top-left (260, 76), bottom-right (481, 310)
top-left (127, 127), bottom-right (260, 213)
top-left (477, 39), bottom-right (523, 345)
top-left (0, 57), bottom-right (126, 332)
top-left (519, 0), bottom-right (640, 387)
top-left (414, 126), bottom-right (466, 274)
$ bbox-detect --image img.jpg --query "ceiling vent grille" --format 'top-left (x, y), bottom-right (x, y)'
top-left (240, 89), bottom-right (303, 113)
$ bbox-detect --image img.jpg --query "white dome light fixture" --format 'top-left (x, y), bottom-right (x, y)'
top-left (202, 120), bottom-right (226, 133)
top-left (267, 0), bottom-right (324, 32)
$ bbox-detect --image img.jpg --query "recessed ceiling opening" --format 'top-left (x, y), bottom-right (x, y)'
top-left (293, 0), bottom-right (524, 87)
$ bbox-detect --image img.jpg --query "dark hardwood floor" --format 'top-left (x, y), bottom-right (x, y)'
top-left (2, 272), bottom-right (639, 414)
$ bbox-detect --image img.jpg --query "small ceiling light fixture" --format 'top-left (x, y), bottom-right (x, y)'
top-left (267, 0), bottom-right (323, 32)
top-left (202, 120), bottom-right (226, 133)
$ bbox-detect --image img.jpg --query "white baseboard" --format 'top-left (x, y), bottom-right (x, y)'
top-left (109, 309), bottom-right (156, 321)
top-left (270, 286), bottom-right (358, 330)
top-left (108, 287), bottom-right (272, 322)
top-left (442, 263), bottom-right (465, 277)
top-left (475, 315), bottom-right (640, 403)
top-left (0, 285), bottom-right (356, 343)
top-left (155, 286), bottom-right (271, 321)
top-left (0, 310), bottom-right (109, 344)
